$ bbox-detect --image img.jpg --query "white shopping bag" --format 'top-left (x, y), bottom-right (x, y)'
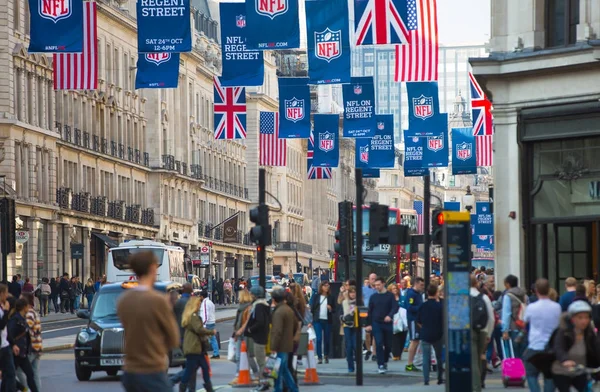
top-left (227, 338), bottom-right (237, 362)
top-left (307, 326), bottom-right (316, 341)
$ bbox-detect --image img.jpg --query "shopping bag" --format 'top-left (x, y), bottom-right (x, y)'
top-left (393, 308), bottom-right (408, 334)
top-left (262, 354), bottom-right (282, 379)
top-left (307, 326), bottom-right (316, 341)
top-left (227, 338), bottom-right (237, 362)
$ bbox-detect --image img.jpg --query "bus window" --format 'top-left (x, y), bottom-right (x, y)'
top-left (111, 248), bottom-right (165, 270)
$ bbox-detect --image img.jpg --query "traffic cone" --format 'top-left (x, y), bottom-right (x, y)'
top-left (302, 340), bottom-right (321, 385)
top-left (205, 353), bottom-right (212, 377)
top-left (232, 340), bottom-right (257, 388)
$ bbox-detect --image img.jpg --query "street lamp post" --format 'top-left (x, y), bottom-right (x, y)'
top-left (463, 185), bottom-right (476, 213)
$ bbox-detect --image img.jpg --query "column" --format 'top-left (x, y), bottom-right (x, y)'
top-left (47, 79), bottom-right (55, 131)
top-left (19, 69), bottom-right (26, 122)
top-left (28, 72), bottom-right (37, 127)
top-left (48, 150), bottom-right (56, 205)
top-left (82, 227), bottom-right (91, 281)
top-left (26, 218), bottom-right (40, 282)
top-left (28, 144), bottom-right (37, 201)
top-left (62, 224), bottom-right (72, 275)
top-left (47, 222), bottom-right (58, 279)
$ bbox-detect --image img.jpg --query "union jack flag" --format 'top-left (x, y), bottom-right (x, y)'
top-left (307, 129), bottom-right (332, 180)
top-left (214, 76), bottom-right (247, 140)
top-left (354, 0), bottom-right (414, 46)
top-left (469, 72), bottom-right (493, 166)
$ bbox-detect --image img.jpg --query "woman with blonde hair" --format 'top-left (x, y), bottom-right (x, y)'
top-left (179, 296), bottom-right (216, 392)
top-left (230, 289), bottom-right (256, 385)
top-left (584, 280), bottom-right (597, 305)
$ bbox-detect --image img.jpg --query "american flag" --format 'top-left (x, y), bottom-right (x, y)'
top-left (214, 76), bottom-right (247, 140)
top-left (354, 0), bottom-right (414, 46)
top-left (307, 130), bottom-right (332, 180)
top-left (413, 200), bottom-right (423, 234)
top-left (53, 2), bottom-right (98, 90)
top-left (469, 72), bottom-right (493, 166)
top-left (394, 0), bottom-right (439, 82)
top-left (259, 112), bottom-right (287, 167)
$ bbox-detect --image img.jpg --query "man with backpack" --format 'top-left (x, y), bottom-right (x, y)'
top-left (501, 274), bottom-right (528, 359)
top-left (470, 275), bottom-right (494, 392)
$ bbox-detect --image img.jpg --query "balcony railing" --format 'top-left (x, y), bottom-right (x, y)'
top-left (74, 128), bottom-right (82, 146)
top-left (101, 138), bottom-right (108, 154)
top-left (64, 125), bottom-right (72, 143)
top-left (134, 149), bottom-right (141, 164)
top-left (127, 146), bottom-right (134, 162)
top-left (118, 143), bottom-right (125, 159)
top-left (273, 241), bottom-right (313, 254)
top-left (143, 152), bottom-right (150, 167)
top-left (110, 141), bottom-right (117, 157)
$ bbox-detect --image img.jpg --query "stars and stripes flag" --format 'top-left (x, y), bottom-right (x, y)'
top-left (307, 129), bottom-right (332, 180)
top-left (469, 72), bottom-right (494, 166)
top-left (53, 1), bottom-right (98, 90)
top-left (413, 200), bottom-right (423, 234)
top-left (259, 112), bottom-right (287, 167)
top-left (354, 0), bottom-right (415, 46)
top-left (394, 0), bottom-right (439, 82)
top-left (214, 77), bottom-right (247, 140)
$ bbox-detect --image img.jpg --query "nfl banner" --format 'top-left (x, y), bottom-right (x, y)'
top-left (219, 2), bottom-right (264, 86)
top-left (278, 78), bottom-right (311, 138)
top-left (312, 114), bottom-right (340, 167)
top-left (305, 0), bottom-right (351, 85)
top-left (28, 0), bottom-right (84, 53)
top-left (476, 202), bottom-right (493, 236)
top-left (342, 77), bottom-right (376, 138)
top-left (368, 114), bottom-right (395, 168)
top-left (473, 235), bottom-right (494, 251)
top-left (406, 82), bottom-right (441, 131)
top-left (136, 0), bottom-right (191, 53)
top-left (444, 202), bottom-right (461, 211)
top-left (354, 138), bottom-right (371, 169)
top-left (362, 168), bottom-right (381, 178)
top-left (452, 127), bottom-right (477, 175)
top-left (403, 129), bottom-right (428, 177)
top-left (411, 114), bottom-right (448, 168)
top-left (246, 0), bottom-right (300, 49)
top-left (135, 53), bottom-right (180, 89)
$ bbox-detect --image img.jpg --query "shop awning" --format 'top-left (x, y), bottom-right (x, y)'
top-left (92, 232), bottom-right (119, 248)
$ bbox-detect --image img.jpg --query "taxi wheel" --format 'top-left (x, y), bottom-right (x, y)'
top-left (106, 369), bottom-right (119, 377)
top-left (75, 361), bottom-right (92, 381)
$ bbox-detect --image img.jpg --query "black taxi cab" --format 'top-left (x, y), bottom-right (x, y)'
top-left (74, 280), bottom-right (184, 381)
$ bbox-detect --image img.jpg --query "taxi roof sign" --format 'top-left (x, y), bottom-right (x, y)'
top-left (441, 211), bottom-right (470, 222)
top-left (121, 281), bottom-right (139, 289)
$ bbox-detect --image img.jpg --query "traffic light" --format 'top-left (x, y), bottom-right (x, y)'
top-left (369, 202), bottom-right (389, 245)
top-left (431, 209), bottom-right (444, 245)
top-left (0, 198), bottom-right (16, 256)
top-left (334, 201), bottom-right (353, 256)
top-left (296, 262), bottom-right (302, 273)
top-left (249, 204), bottom-right (272, 246)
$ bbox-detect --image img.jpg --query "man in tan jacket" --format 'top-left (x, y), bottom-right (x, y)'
top-left (269, 286), bottom-right (299, 392)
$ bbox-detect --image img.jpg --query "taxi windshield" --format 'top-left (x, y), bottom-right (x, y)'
top-left (90, 291), bottom-right (122, 320)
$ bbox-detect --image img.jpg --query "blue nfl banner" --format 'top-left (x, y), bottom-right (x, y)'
top-left (406, 82), bottom-right (441, 131)
top-left (136, 0), bottom-right (191, 53)
top-left (135, 53), bottom-right (180, 89)
top-left (219, 2), bottom-right (264, 86)
top-left (305, 0), bottom-right (351, 85)
top-left (278, 78), bottom-right (311, 138)
top-left (28, 0), bottom-right (83, 53)
top-left (355, 138), bottom-right (371, 169)
top-left (312, 114), bottom-right (340, 167)
top-left (342, 77), bottom-right (376, 138)
top-left (245, 0), bottom-right (300, 49)
top-left (411, 114), bottom-right (449, 168)
top-left (362, 169), bottom-right (380, 178)
top-left (444, 202), bottom-right (461, 211)
top-left (369, 114), bottom-right (395, 168)
top-left (476, 202), bottom-right (493, 236)
top-left (404, 129), bottom-right (428, 177)
top-left (452, 128), bottom-right (477, 175)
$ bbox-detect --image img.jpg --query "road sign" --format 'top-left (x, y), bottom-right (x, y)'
top-left (200, 246), bottom-right (210, 254)
top-left (15, 230), bottom-right (29, 244)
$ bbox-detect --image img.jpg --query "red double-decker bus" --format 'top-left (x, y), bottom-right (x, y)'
top-left (334, 205), bottom-right (418, 283)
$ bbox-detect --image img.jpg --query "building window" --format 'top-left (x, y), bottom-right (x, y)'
top-left (546, 0), bottom-right (579, 47)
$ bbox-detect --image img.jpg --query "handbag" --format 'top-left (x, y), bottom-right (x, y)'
top-left (296, 332), bottom-right (309, 356)
top-left (262, 354), bottom-right (282, 379)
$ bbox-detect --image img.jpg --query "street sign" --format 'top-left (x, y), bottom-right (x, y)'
top-left (243, 260), bottom-right (253, 270)
top-left (442, 211), bottom-right (472, 392)
top-left (15, 230), bottom-right (29, 244)
top-left (200, 246), bottom-right (210, 254)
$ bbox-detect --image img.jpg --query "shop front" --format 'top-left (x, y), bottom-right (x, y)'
top-left (521, 102), bottom-right (600, 292)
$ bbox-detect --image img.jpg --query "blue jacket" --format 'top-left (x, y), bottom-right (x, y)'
top-left (417, 299), bottom-right (444, 343)
top-left (406, 288), bottom-right (423, 321)
top-left (559, 291), bottom-right (576, 312)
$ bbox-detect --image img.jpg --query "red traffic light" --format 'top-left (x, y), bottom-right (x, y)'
top-left (256, 246), bottom-right (262, 252)
top-left (437, 213), bottom-right (445, 226)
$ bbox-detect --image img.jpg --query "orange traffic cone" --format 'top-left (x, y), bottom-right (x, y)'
top-left (205, 353), bottom-right (212, 377)
top-left (233, 340), bottom-right (258, 388)
top-left (302, 340), bottom-right (321, 385)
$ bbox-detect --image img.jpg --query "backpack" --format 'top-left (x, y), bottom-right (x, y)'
top-left (507, 293), bottom-right (527, 330)
top-left (471, 293), bottom-right (489, 331)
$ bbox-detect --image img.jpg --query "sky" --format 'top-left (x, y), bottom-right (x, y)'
top-left (437, 0), bottom-right (491, 46)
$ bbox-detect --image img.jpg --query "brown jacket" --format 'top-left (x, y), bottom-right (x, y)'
top-left (270, 302), bottom-right (298, 353)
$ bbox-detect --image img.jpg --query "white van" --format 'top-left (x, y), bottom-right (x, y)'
top-left (106, 240), bottom-right (187, 284)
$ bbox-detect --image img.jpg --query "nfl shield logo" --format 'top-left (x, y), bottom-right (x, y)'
top-left (284, 98), bottom-right (305, 123)
top-left (412, 95), bottom-right (434, 120)
top-left (39, 0), bottom-right (72, 22)
top-left (359, 146), bottom-right (369, 164)
top-left (315, 28), bottom-right (342, 63)
top-left (456, 142), bottom-right (472, 161)
top-left (236, 15), bottom-right (246, 28)
top-left (482, 207), bottom-right (487, 212)
top-left (377, 122), bottom-right (384, 130)
top-left (255, 0), bottom-right (288, 19)
top-left (412, 137), bottom-right (419, 143)
top-left (354, 85), bottom-right (362, 95)
top-left (145, 53), bottom-right (171, 66)
top-left (427, 136), bottom-right (443, 152)
top-left (319, 131), bottom-right (335, 152)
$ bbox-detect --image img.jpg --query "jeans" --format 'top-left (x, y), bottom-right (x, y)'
top-left (60, 295), bottom-right (71, 313)
top-left (508, 330), bottom-right (526, 359)
top-left (313, 320), bottom-right (331, 359)
top-left (50, 295), bottom-right (59, 312)
top-left (523, 349), bottom-right (554, 392)
top-left (274, 352), bottom-right (298, 392)
top-left (422, 340), bottom-right (444, 383)
top-left (372, 321), bottom-right (393, 367)
top-left (0, 346), bottom-right (16, 392)
top-left (16, 352), bottom-right (41, 392)
top-left (181, 354), bottom-right (211, 392)
top-left (121, 371), bottom-right (172, 392)
top-left (344, 327), bottom-right (356, 372)
top-left (205, 324), bottom-right (220, 356)
top-left (14, 355), bottom-right (39, 392)
top-left (74, 295), bottom-right (81, 310)
top-left (86, 293), bottom-right (95, 309)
